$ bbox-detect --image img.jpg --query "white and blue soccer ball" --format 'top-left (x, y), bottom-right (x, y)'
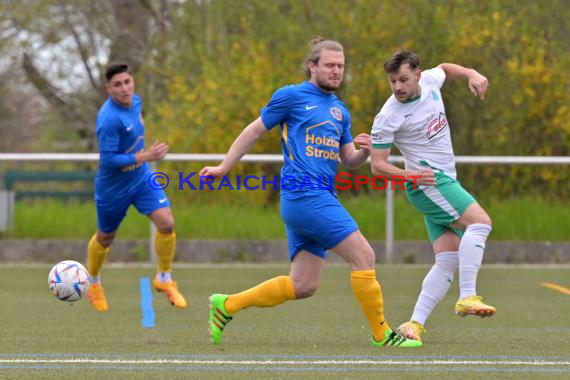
top-left (48, 260), bottom-right (90, 302)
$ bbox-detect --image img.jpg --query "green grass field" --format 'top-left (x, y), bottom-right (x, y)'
top-left (9, 195), bottom-right (570, 240)
top-left (1, 264), bottom-right (569, 379)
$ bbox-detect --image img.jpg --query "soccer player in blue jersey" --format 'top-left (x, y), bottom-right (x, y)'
top-left (199, 38), bottom-right (422, 348)
top-left (86, 63), bottom-right (187, 312)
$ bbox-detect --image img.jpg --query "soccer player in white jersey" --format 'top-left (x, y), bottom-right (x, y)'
top-left (369, 50), bottom-right (496, 342)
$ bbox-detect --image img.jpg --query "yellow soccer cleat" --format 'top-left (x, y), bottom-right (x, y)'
top-left (87, 283), bottom-right (109, 312)
top-left (455, 295), bottom-right (496, 317)
top-left (397, 320), bottom-right (426, 342)
top-left (152, 278), bottom-right (188, 308)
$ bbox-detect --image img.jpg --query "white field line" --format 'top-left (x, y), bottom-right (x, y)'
top-left (1, 359), bottom-right (569, 366)
top-left (4, 263), bottom-right (570, 269)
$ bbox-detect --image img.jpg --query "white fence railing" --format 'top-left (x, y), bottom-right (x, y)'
top-left (1, 154), bottom-right (569, 262)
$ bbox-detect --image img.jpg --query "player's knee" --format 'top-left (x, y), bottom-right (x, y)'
top-left (351, 246), bottom-right (376, 270)
top-left (292, 281), bottom-right (319, 299)
top-left (295, 286), bottom-right (318, 299)
top-left (473, 208), bottom-right (492, 226)
top-left (158, 225), bottom-right (175, 234)
top-left (96, 231), bottom-right (115, 247)
top-left (466, 222), bottom-right (493, 240)
top-left (364, 247), bottom-right (376, 268)
top-left (157, 220), bottom-right (175, 234)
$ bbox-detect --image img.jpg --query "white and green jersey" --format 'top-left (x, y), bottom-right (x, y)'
top-left (371, 67), bottom-right (457, 179)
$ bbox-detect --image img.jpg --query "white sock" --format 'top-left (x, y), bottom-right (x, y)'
top-left (90, 276), bottom-right (101, 284)
top-left (411, 251), bottom-right (458, 325)
top-left (458, 223), bottom-right (492, 299)
top-left (156, 272), bottom-right (172, 283)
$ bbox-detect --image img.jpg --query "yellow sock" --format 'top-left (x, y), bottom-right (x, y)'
top-left (87, 233), bottom-right (109, 278)
top-left (351, 270), bottom-right (391, 341)
top-left (224, 276), bottom-right (296, 315)
top-left (155, 231), bottom-right (176, 273)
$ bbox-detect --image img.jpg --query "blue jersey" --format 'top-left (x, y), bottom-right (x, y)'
top-left (94, 94), bottom-right (150, 199)
top-left (260, 81), bottom-right (353, 198)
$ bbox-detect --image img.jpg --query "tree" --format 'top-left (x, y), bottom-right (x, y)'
top-left (0, 0), bottom-right (175, 151)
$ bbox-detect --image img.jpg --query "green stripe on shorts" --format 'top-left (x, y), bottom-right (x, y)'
top-left (405, 172), bottom-right (476, 242)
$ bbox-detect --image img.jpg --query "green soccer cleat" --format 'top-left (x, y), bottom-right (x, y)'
top-left (209, 294), bottom-right (232, 345)
top-left (371, 329), bottom-right (423, 348)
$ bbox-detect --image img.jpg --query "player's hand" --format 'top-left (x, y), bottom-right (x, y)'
top-left (199, 165), bottom-right (227, 179)
top-left (409, 168), bottom-right (437, 186)
top-left (146, 140), bottom-right (170, 161)
top-left (467, 70), bottom-right (489, 100)
top-left (354, 133), bottom-right (372, 154)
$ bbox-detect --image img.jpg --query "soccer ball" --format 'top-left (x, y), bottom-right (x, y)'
top-left (48, 260), bottom-right (90, 302)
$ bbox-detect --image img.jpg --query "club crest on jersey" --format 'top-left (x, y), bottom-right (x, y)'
top-left (426, 112), bottom-right (448, 140)
top-left (330, 107), bottom-right (343, 121)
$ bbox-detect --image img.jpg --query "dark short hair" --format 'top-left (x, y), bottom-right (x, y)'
top-left (105, 63), bottom-right (130, 82)
top-left (383, 50), bottom-right (420, 74)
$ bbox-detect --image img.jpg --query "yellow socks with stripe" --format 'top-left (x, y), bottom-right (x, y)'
top-left (87, 233), bottom-right (109, 280)
top-left (351, 270), bottom-right (391, 341)
top-left (155, 231), bottom-right (176, 273)
top-left (224, 276), bottom-right (296, 315)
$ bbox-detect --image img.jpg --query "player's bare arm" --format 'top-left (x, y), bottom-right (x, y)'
top-left (370, 148), bottom-right (436, 186)
top-left (199, 117), bottom-right (269, 178)
top-left (437, 63), bottom-right (489, 100)
top-left (340, 133), bottom-right (371, 170)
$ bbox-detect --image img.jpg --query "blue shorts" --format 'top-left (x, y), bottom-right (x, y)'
top-left (280, 192), bottom-right (359, 261)
top-left (95, 179), bottom-right (170, 233)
